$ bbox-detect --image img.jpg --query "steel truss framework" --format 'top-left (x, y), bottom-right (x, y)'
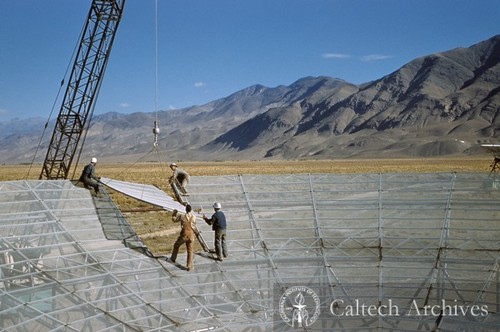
top-left (0, 173), bottom-right (498, 331)
top-left (40, 0), bottom-right (125, 180)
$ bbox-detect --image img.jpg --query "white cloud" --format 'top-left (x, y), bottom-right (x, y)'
top-left (322, 53), bottom-right (350, 59)
top-left (0, 108), bottom-right (9, 116)
top-left (194, 81), bottom-right (206, 88)
top-left (119, 103), bottom-right (131, 108)
top-left (359, 54), bottom-right (393, 62)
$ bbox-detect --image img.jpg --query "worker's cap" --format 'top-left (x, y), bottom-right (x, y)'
top-left (213, 202), bottom-right (221, 209)
top-left (91, 157), bottom-right (97, 163)
top-left (169, 163), bottom-right (177, 167)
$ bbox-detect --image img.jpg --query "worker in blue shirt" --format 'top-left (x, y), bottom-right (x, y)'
top-left (203, 202), bottom-right (228, 261)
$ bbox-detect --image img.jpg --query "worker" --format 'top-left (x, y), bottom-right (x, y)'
top-left (79, 157), bottom-right (101, 196)
top-left (170, 204), bottom-right (197, 271)
top-left (203, 202), bottom-right (227, 261)
top-left (168, 162), bottom-right (190, 194)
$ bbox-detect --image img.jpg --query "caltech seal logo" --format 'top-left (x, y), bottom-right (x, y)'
top-left (279, 286), bottom-right (321, 327)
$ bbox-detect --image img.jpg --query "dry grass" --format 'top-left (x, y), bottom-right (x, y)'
top-left (1, 157), bottom-right (494, 255)
top-left (3, 157), bottom-right (492, 181)
top-left (99, 158), bottom-right (493, 177)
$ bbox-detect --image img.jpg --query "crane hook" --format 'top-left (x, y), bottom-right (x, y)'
top-left (153, 121), bottom-right (160, 147)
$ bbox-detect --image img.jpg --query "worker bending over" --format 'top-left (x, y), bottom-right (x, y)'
top-left (168, 163), bottom-right (190, 194)
top-left (79, 157), bottom-right (102, 196)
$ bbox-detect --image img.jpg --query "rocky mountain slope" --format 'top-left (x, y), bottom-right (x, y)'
top-left (1, 34), bottom-right (499, 163)
top-left (204, 34), bottom-right (500, 159)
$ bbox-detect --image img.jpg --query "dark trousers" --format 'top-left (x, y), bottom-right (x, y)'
top-left (82, 178), bottom-right (100, 194)
top-left (214, 229), bottom-right (227, 259)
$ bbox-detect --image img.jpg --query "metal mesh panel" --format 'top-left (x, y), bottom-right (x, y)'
top-left (0, 174), bottom-right (499, 331)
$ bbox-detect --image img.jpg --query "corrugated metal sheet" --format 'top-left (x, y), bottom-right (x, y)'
top-left (100, 177), bottom-right (185, 211)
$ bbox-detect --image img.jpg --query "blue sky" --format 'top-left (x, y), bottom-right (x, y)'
top-left (1, 0), bottom-right (499, 121)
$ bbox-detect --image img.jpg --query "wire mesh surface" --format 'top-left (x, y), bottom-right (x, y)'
top-left (0, 173), bottom-right (498, 331)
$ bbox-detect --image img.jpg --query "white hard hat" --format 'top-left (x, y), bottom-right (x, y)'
top-left (91, 157), bottom-right (97, 163)
top-left (169, 162), bottom-right (177, 167)
top-left (213, 202), bottom-right (221, 209)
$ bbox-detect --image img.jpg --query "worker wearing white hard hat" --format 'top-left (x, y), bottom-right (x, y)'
top-left (79, 157), bottom-right (102, 196)
top-left (203, 202), bottom-right (228, 261)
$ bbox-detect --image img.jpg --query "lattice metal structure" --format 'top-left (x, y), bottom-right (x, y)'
top-left (40, 0), bottom-right (126, 180)
top-left (0, 173), bottom-right (498, 331)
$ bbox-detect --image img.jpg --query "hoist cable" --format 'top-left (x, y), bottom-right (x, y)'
top-left (105, 1), bottom-right (169, 183)
top-left (154, 0), bottom-right (159, 122)
top-left (152, 0), bottom-right (161, 149)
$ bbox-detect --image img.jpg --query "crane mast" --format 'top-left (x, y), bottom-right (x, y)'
top-left (40, 0), bottom-right (126, 180)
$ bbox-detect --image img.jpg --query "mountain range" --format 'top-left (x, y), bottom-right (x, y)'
top-left (1, 34), bottom-right (499, 164)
